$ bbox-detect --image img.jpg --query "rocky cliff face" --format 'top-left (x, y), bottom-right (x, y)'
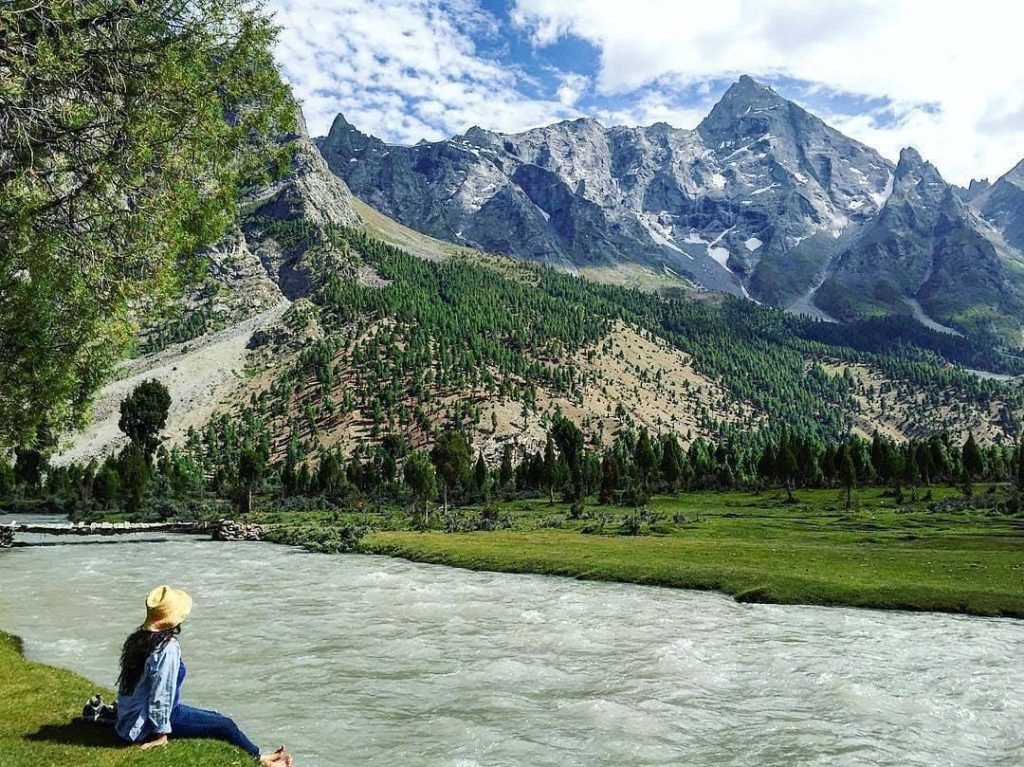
top-left (139, 108), bottom-right (362, 350)
top-left (316, 77), bottom-right (1024, 334)
top-left (61, 107), bottom-right (363, 465)
top-left (971, 160), bottom-right (1024, 253)
top-left (816, 149), bottom-right (1023, 332)
top-left (239, 109), bottom-right (361, 299)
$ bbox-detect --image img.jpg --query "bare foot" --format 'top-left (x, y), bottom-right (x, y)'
top-left (260, 745), bottom-right (293, 766)
top-left (139, 734), bottom-right (169, 750)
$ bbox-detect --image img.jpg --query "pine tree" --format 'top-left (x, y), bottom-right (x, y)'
top-left (236, 446), bottom-right (267, 514)
top-left (118, 442), bottom-right (149, 514)
top-left (498, 444), bottom-right (515, 494)
top-left (659, 435), bottom-right (684, 491)
top-left (474, 453), bottom-right (488, 498)
top-left (775, 433), bottom-right (799, 502)
top-left (118, 380), bottom-right (171, 461)
top-left (551, 415), bottom-right (585, 501)
top-left (634, 428), bottom-right (656, 489)
top-left (902, 448), bottom-right (920, 501)
top-left (962, 433), bottom-right (984, 479)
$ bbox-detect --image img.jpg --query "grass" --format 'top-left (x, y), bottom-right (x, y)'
top-left (352, 488), bottom-right (1024, 618)
top-left (0, 631), bottom-right (252, 767)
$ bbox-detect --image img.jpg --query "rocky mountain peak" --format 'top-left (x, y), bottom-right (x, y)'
top-left (893, 147), bottom-right (948, 203)
top-left (239, 105), bottom-right (360, 298)
top-left (895, 146), bottom-right (928, 171)
top-left (1002, 159), bottom-right (1024, 188)
top-left (721, 74), bottom-right (784, 107)
top-left (313, 81), bottom-right (1023, 337)
top-left (895, 147), bottom-right (946, 186)
top-left (460, 125), bottom-right (496, 146)
top-left (540, 116), bottom-right (606, 139)
top-left (328, 112), bottom-right (354, 131)
top-left (971, 157), bottom-right (1024, 252)
top-left (323, 113), bottom-right (382, 155)
top-left (960, 177), bottom-right (992, 202)
top-left (697, 75), bottom-right (789, 140)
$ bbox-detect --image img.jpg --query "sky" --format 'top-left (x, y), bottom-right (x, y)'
top-left (268, 0), bottom-right (1023, 186)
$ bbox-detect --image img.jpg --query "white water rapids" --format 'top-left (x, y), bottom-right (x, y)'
top-left (0, 521), bottom-right (1021, 766)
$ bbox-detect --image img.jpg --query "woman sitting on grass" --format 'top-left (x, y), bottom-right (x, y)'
top-left (115, 585), bottom-right (293, 766)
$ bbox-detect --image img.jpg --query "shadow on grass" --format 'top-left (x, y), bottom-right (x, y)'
top-left (27, 721), bottom-right (125, 748)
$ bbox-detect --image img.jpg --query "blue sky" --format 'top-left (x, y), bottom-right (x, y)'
top-left (268, 0), bottom-right (1023, 186)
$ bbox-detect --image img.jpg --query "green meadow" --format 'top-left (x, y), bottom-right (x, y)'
top-left (255, 487), bottom-right (1024, 617)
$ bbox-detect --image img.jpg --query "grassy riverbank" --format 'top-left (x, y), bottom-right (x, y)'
top-left (0, 632), bottom-right (249, 767)
top-left (364, 528), bottom-right (1024, 617)
top-left (350, 489), bottom-right (1024, 617)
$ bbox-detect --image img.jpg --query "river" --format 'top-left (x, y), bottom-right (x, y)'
top-left (1, 521), bottom-right (1022, 766)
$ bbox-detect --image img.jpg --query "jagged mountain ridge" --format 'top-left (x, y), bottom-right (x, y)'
top-left (317, 76), bottom-right (1024, 336)
top-left (238, 109), bottom-right (361, 299)
top-left (817, 149), bottom-right (1024, 335)
top-left (970, 160), bottom-right (1024, 253)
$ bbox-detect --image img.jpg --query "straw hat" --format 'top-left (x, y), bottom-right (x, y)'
top-left (142, 585), bottom-right (193, 632)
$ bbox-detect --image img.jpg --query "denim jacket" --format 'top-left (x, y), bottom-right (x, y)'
top-left (115, 637), bottom-right (185, 743)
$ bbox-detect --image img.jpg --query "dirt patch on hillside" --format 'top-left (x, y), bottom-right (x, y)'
top-left (54, 301), bottom-right (290, 466)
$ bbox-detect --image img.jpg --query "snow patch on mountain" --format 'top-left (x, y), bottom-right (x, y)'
top-left (869, 172), bottom-right (895, 210)
top-left (708, 228), bottom-right (735, 272)
top-left (638, 213), bottom-right (685, 254)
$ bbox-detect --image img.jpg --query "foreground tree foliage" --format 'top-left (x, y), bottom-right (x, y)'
top-left (0, 0), bottom-right (293, 447)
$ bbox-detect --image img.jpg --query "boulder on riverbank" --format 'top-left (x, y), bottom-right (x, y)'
top-left (0, 527), bottom-right (12, 548)
top-left (213, 519), bottom-right (265, 542)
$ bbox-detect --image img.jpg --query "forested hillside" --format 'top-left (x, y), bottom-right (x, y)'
top-left (186, 222), bottom-right (1023, 485)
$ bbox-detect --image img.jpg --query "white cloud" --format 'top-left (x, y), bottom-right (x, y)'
top-left (555, 72), bottom-right (590, 107)
top-left (510, 0), bottom-right (1024, 185)
top-left (268, 0), bottom-right (581, 145)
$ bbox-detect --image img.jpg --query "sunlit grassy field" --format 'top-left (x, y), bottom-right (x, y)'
top-left (251, 487), bottom-right (1024, 617)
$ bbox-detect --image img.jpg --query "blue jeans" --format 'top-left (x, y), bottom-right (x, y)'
top-left (170, 703), bottom-right (260, 757)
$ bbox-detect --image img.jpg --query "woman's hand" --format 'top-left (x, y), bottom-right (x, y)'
top-left (139, 734), bottom-right (169, 750)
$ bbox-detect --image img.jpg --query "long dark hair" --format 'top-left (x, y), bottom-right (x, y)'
top-left (117, 625), bottom-right (181, 695)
